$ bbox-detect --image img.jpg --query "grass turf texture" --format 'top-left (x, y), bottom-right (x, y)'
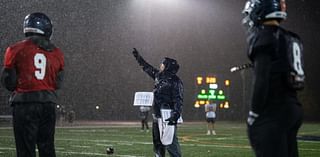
top-left (0, 121), bottom-right (319, 157)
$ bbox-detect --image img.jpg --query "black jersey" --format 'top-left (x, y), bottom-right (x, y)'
top-left (247, 25), bottom-right (305, 114)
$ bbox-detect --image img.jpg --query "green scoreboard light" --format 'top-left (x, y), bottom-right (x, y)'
top-left (194, 76), bottom-right (230, 109)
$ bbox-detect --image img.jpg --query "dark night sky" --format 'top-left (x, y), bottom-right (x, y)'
top-left (0, 0), bottom-right (319, 120)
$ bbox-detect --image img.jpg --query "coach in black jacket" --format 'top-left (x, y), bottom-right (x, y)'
top-left (132, 48), bottom-right (183, 157)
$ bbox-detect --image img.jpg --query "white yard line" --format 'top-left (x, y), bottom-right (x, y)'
top-left (68, 129), bottom-right (107, 133)
top-left (0, 147), bottom-right (15, 150)
top-left (71, 145), bottom-right (91, 148)
top-left (1, 131), bottom-right (320, 154)
top-left (56, 150), bottom-right (146, 157)
top-left (0, 127), bottom-right (12, 130)
top-left (0, 147), bottom-right (145, 157)
top-left (0, 136), bottom-right (13, 138)
top-left (57, 138), bottom-right (153, 145)
top-left (2, 134), bottom-right (320, 144)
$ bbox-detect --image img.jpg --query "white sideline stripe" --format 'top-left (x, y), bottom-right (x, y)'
top-left (57, 138), bottom-right (153, 145)
top-left (1, 136), bottom-right (320, 152)
top-left (68, 129), bottom-right (106, 133)
top-left (56, 147), bottom-right (65, 150)
top-left (0, 144), bottom-right (320, 153)
top-left (117, 142), bottom-right (133, 146)
top-left (183, 143), bottom-right (251, 149)
top-left (298, 140), bottom-right (320, 144)
top-left (2, 134), bottom-right (320, 145)
top-left (52, 138), bottom-right (320, 151)
top-left (2, 135), bottom-right (320, 145)
top-left (0, 136), bottom-right (12, 138)
top-left (0, 147), bottom-right (144, 157)
top-left (0, 115), bottom-right (12, 118)
top-left (71, 145), bottom-right (91, 148)
top-left (56, 150), bottom-right (145, 157)
top-left (0, 147), bottom-right (15, 150)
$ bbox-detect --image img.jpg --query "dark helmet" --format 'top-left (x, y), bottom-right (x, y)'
top-left (23, 12), bottom-right (53, 39)
top-left (242, 0), bottom-right (287, 28)
top-left (162, 57), bottom-right (179, 74)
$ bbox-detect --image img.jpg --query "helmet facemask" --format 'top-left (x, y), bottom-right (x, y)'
top-left (242, 0), bottom-right (263, 31)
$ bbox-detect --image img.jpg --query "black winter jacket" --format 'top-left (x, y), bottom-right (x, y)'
top-left (134, 53), bottom-right (183, 121)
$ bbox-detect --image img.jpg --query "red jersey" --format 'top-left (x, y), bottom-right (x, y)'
top-left (4, 39), bottom-right (64, 93)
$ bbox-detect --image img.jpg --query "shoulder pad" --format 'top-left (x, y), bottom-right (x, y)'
top-left (248, 27), bottom-right (278, 60)
top-left (29, 36), bottom-right (56, 52)
top-left (286, 30), bottom-right (301, 40)
top-left (6, 40), bottom-right (28, 54)
top-left (171, 75), bottom-right (181, 82)
top-left (254, 28), bottom-right (278, 48)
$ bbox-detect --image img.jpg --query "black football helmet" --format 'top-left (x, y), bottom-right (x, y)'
top-left (242, 0), bottom-right (287, 28)
top-left (23, 12), bottom-right (53, 39)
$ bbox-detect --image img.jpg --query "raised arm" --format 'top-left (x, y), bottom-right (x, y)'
top-left (132, 48), bottom-right (159, 80)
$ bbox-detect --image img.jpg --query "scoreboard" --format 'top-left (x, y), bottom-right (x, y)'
top-left (194, 75), bottom-right (230, 109)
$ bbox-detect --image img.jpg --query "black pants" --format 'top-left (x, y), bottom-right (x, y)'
top-left (248, 103), bottom-right (303, 157)
top-left (141, 112), bottom-right (149, 130)
top-left (152, 121), bottom-right (181, 157)
top-left (12, 102), bottom-right (56, 157)
top-left (141, 119), bottom-right (149, 130)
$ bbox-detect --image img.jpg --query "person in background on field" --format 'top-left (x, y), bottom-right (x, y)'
top-left (139, 105), bottom-right (151, 132)
top-left (67, 109), bottom-right (76, 125)
top-left (205, 102), bottom-right (217, 135)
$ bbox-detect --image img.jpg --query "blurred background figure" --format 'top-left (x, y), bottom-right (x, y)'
top-left (67, 109), bottom-right (76, 125)
top-left (205, 102), bottom-right (217, 135)
top-left (56, 105), bottom-right (66, 126)
top-left (139, 106), bottom-right (151, 132)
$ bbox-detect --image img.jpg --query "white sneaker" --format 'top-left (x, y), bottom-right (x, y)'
top-left (206, 130), bottom-right (211, 135)
top-left (212, 130), bottom-right (216, 135)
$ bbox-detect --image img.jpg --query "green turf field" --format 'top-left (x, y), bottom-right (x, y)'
top-left (0, 121), bottom-right (319, 157)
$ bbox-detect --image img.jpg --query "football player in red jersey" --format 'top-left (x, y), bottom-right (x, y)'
top-left (1, 12), bottom-right (64, 157)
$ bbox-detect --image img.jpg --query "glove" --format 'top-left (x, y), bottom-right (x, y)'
top-left (247, 111), bottom-right (259, 126)
top-left (165, 117), bottom-right (177, 125)
top-left (165, 111), bottom-right (180, 125)
top-left (132, 48), bottom-right (139, 58)
top-left (132, 48), bottom-right (145, 66)
top-left (1, 68), bottom-right (17, 91)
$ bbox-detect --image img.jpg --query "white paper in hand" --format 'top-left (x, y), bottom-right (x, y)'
top-left (161, 109), bottom-right (171, 122)
top-left (133, 92), bottom-right (154, 106)
top-left (161, 109), bottom-right (183, 124)
top-left (158, 118), bottom-right (175, 145)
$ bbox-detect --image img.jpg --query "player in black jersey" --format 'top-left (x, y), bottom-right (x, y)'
top-left (242, 0), bottom-right (305, 157)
